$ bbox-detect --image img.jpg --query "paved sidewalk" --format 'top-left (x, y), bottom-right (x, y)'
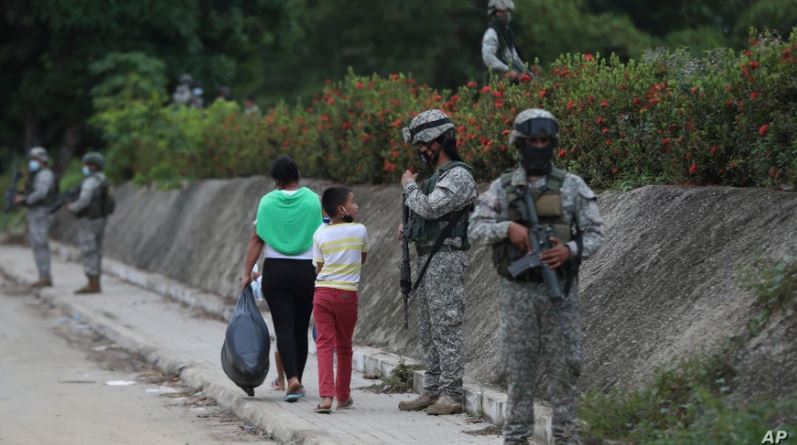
top-left (0, 246), bottom-right (507, 445)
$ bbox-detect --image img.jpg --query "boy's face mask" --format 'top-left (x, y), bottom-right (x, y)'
top-left (339, 206), bottom-right (354, 223)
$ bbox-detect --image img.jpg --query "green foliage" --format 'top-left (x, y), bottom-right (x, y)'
top-left (745, 256), bottom-right (797, 336)
top-left (363, 362), bottom-right (422, 394)
top-left (93, 31), bottom-right (797, 189)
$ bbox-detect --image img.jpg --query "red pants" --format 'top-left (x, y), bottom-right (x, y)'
top-left (313, 286), bottom-right (358, 401)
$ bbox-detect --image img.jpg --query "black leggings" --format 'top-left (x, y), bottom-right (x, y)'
top-left (261, 258), bottom-right (315, 382)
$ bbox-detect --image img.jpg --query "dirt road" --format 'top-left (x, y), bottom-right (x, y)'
top-left (0, 277), bottom-right (273, 445)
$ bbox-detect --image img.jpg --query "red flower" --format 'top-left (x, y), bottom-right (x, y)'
top-left (519, 73), bottom-right (532, 83)
top-left (610, 166), bottom-right (619, 175)
top-left (584, 53), bottom-right (594, 62)
top-left (689, 86), bottom-right (699, 95)
top-left (480, 86), bottom-right (492, 94)
top-left (601, 127), bottom-right (609, 134)
top-left (749, 60), bottom-right (760, 70)
top-left (558, 148), bottom-right (567, 158)
top-left (566, 100), bottom-right (575, 110)
top-left (383, 160), bottom-right (397, 173)
top-left (495, 99), bottom-right (505, 109)
top-left (355, 82), bottom-right (364, 90)
top-left (661, 137), bottom-right (671, 145)
top-left (750, 91), bottom-right (760, 100)
top-left (467, 81), bottom-right (478, 89)
top-left (759, 124), bottom-right (769, 136)
top-left (688, 163), bottom-right (698, 175)
top-left (600, 99), bottom-right (609, 108)
top-left (492, 91), bottom-right (503, 98)
top-left (538, 89), bottom-right (548, 98)
top-left (390, 118), bottom-right (403, 128)
top-left (389, 73), bottom-right (400, 81)
top-left (595, 116), bottom-right (605, 125)
top-left (341, 121), bottom-right (352, 130)
top-left (502, 129), bottom-right (511, 136)
top-left (709, 145), bottom-right (718, 156)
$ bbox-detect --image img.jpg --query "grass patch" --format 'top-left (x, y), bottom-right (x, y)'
top-left (361, 362), bottom-right (422, 394)
top-left (580, 256), bottom-right (797, 444)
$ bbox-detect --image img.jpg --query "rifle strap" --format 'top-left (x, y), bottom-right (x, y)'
top-left (563, 228), bottom-right (583, 297)
top-left (412, 207), bottom-right (468, 292)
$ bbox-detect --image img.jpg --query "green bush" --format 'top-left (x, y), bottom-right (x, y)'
top-left (91, 30), bottom-right (797, 188)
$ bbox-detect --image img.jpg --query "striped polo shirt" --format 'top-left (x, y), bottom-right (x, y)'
top-left (312, 223), bottom-right (369, 291)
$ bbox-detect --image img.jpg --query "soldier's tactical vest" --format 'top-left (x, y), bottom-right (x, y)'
top-left (406, 161), bottom-right (473, 250)
top-left (492, 167), bottom-right (575, 280)
top-left (24, 169), bottom-right (58, 208)
top-left (80, 177), bottom-right (114, 220)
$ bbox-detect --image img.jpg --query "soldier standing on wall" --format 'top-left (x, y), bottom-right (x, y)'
top-left (397, 109), bottom-right (477, 416)
top-left (469, 109), bottom-right (604, 445)
top-left (68, 152), bottom-right (114, 294)
top-left (14, 147), bottom-right (58, 287)
top-left (482, 0), bottom-right (529, 82)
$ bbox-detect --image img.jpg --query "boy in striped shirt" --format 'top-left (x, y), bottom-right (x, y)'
top-left (312, 186), bottom-right (368, 413)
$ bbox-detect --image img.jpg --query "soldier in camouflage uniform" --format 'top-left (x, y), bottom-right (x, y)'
top-left (68, 152), bottom-right (113, 294)
top-left (14, 147), bottom-right (58, 287)
top-left (397, 109), bottom-right (478, 415)
top-left (468, 109), bottom-right (603, 445)
top-left (482, 0), bottom-right (526, 81)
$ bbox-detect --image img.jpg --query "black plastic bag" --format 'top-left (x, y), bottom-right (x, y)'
top-left (220, 286), bottom-right (270, 396)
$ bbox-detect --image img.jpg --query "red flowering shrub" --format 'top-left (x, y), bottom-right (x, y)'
top-left (99, 31), bottom-right (797, 188)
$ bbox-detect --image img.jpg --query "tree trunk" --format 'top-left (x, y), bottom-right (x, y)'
top-left (56, 124), bottom-right (82, 177)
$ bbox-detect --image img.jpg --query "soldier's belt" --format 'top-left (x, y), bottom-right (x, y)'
top-left (415, 244), bottom-right (464, 256)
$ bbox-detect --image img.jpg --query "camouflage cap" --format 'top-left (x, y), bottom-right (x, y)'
top-left (488, 0), bottom-right (515, 14)
top-left (82, 152), bottom-right (106, 170)
top-left (28, 146), bottom-right (49, 163)
top-left (402, 109), bottom-right (455, 145)
top-left (509, 108), bottom-right (560, 146)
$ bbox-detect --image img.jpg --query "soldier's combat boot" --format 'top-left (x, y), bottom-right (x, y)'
top-left (424, 395), bottom-right (463, 415)
top-left (74, 275), bottom-right (101, 294)
top-left (31, 277), bottom-right (53, 288)
top-left (398, 393), bottom-right (437, 411)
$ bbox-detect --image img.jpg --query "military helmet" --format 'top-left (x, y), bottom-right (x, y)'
top-left (179, 73), bottom-right (194, 84)
top-left (82, 152), bottom-right (106, 170)
top-left (402, 109), bottom-right (455, 145)
top-left (28, 146), bottom-right (49, 163)
top-left (488, 0), bottom-right (515, 15)
top-left (509, 108), bottom-right (560, 146)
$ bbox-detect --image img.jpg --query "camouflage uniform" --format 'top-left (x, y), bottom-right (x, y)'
top-left (482, 0), bottom-right (525, 74)
top-left (24, 167), bottom-right (56, 281)
top-left (469, 166), bottom-right (603, 444)
top-left (405, 164), bottom-right (477, 399)
top-left (68, 171), bottom-right (109, 277)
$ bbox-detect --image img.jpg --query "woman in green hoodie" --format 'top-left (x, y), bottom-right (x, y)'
top-left (240, 155), bottom-right (323, 402)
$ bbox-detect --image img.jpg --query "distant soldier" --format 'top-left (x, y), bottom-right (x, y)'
top-left (68, 152), bottom-right (114, 294)
top-left (397, 109), bottom-right (477, 415)
top-left (14, 147), bottom-right (57, 287)
top-left (243, 96), bottom-right (262, 116)
top-left (172, 74), bottom-right (194, 106)
top-left (482, 0), bottom-right (528, 81)
top-left (469, 109), bottom-right (604, 445)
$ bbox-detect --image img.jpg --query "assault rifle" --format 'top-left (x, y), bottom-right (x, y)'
top-left (399, 194), bottom-right (412, 329)
top-left (48, 186), bottom-right (80, 215)
top-left (506, 187), bottom-right (563, 302)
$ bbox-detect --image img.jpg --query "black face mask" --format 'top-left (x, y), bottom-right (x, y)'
top-left (519, 142), bottom-right (555, 176)
top-left (339, 207), bottom-right (354, 223)
top-left (417, 145), bottom-right (439, 167)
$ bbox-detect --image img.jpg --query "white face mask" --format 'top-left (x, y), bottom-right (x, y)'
top-left (82, 165), bottom-right (92, 176)
top-left (28, 160), bottom-right (41, 172)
